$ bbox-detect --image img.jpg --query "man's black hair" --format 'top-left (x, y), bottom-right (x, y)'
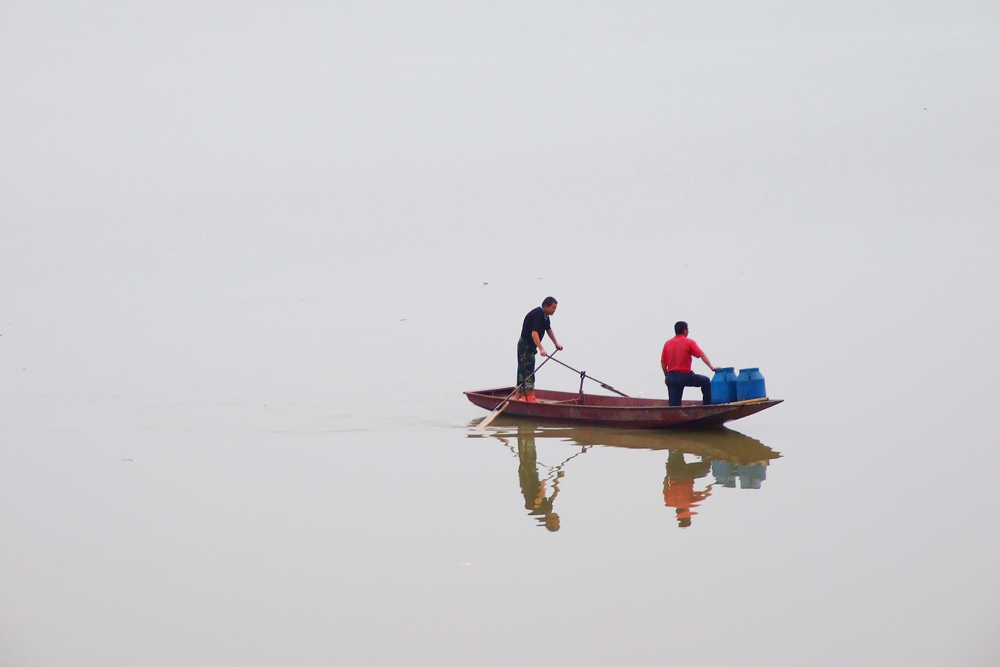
top-left (542, 296), bottom-right (558, 307)
top-left (674, 321), bottom-right (688, 335)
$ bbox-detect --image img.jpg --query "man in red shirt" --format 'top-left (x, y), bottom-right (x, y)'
top-left (661, 321), bottom-right (717, 406)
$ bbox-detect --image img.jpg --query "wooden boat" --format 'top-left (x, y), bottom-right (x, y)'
top-left (465, 387), bottom-right (782, 429)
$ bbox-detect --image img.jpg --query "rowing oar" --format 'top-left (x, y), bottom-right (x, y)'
top-left (475, 350), bottom-right (559, 430)
top-left (544, 356), bottom-right (631, 398)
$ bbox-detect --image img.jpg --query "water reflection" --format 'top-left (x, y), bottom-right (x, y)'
top-left (514, 436), bottom-right (584, 532)
top-left (472, 418), bottom-right (781, 530)
top-left (664, 449), bottom-right (713, 528)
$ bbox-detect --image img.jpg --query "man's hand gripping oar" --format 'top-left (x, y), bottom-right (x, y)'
top-left (474, 350), bottom-right (558, 430)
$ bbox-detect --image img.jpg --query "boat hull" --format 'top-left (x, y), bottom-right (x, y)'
top-left (465, 387), bottom-right (782, 429)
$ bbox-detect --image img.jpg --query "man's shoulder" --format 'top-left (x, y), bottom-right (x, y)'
top-left (524, 306), bottom-right (548, 327)
top-left (664, 336), bottom-right (697, 353)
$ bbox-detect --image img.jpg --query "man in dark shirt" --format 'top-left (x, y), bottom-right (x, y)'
top-left (661, 321), bottom-right (717, 406)
top-left (516, 297), bottom-right (563, 401)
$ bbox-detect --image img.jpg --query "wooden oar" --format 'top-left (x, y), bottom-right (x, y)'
top-left (544, 355), bottom-right (631, 398)
top-left (475, 350), bottom-right (558, 430)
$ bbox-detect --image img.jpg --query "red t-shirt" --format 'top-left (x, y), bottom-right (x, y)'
top-left (660, 335), bottom-right (704, 373)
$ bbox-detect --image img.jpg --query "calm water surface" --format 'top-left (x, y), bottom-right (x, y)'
top-left (2, 350), bottom-right (998, 665)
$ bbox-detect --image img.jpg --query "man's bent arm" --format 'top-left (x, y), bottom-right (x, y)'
top-left (700, 354), bottom-right (717, 372)
top-left (547, 329), bottom-right (563, 350)
top-left (661, 361), bottom-right (669, 376)
top-left (532, 331), bottom-right (548, 356)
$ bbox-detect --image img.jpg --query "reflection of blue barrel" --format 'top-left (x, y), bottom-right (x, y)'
top-left (711, 367), bottom-right (738, 404)
top-left (738, 463), bottom-right (767, 489)
top-left (712, 460), bottom-right (738, 487)
top-left (736, 368), bottom-right (767, 401)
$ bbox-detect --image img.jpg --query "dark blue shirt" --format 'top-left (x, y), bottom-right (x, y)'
top-left (520, 307), bottom-right (551, 344)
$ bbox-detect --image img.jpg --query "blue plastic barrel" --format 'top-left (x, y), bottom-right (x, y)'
top-left (711, 367), bottom-right (738, 404)
top-left (735, 368), bottom-right (766, 401)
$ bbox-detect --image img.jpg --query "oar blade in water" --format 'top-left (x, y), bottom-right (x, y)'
top-left (475, 401), bottom-right (509, 429)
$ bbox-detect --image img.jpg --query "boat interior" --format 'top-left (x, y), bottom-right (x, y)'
top-left (481, 387), bottom-right (702, 408)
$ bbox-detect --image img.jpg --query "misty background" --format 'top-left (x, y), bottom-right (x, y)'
top-left (2, 1), bottom-right (999, 665)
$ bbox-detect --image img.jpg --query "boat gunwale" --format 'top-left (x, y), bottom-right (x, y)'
top-left (463, 387), bottom-right (782, 412)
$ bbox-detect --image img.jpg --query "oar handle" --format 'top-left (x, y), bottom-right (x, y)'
top-left (545, 355), bottom-right (631, 398)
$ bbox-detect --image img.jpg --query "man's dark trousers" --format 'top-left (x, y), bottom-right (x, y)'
top-left (665, 371), bottom-right (712, 406)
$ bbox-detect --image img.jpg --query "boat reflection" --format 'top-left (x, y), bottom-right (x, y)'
top-left (470, 416), bottom-right (781, 531)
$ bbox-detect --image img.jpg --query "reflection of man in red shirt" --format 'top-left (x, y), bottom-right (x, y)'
top-left (661, 321), bottom-right (717, 406)
top-left (663, 450), bottom-right (713, 528)
top-left (663, 480), bottom-right (712, 528)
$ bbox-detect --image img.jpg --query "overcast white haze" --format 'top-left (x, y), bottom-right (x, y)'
top-left (2, 1), bottom-right (999, 665)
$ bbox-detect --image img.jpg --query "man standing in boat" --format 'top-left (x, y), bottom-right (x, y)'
top-left (661, 321), bottom-right (717, 406)
top-left (516, 297), bottom-right (563, 402)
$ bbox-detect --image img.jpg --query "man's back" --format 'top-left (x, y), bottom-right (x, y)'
top-left (661, 335), bottom-right (704, 373)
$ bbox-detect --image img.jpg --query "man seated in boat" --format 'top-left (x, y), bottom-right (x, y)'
top-left (661, 321), bottom-right (717, 406)
top-left (516, 297), bottom-right (563, 401)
